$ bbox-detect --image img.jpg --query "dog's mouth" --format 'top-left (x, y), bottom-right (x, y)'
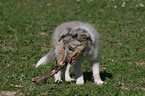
top-left (69, 53), bottom-right (79, 64)
top-left (59, 45), bottom-right (86, 66)
top-left (65, 45), bottom-right (86, 65)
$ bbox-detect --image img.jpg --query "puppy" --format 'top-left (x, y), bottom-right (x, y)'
top-left (36, 21), bottom-right (104, 85)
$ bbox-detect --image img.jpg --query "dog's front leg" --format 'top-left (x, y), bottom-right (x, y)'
top-left (73, 61), bottom-right (84, 85)
top-left (62, 63), bottom-right (75, 82)
top-left (54, 47), bottom-right (65, 83)
top-left (54, 71), bottom-right (63, 83)
top-left (91, 59), bottom-right (104, 85)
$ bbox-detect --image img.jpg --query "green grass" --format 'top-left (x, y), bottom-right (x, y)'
top-left (0, 0), bottom-right (145, 95)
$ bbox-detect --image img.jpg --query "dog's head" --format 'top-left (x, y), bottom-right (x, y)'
top-left (58, 28), bottom-right (91, 65)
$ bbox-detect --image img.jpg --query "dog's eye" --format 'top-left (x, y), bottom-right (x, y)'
top-left (68, 46), bottom-right (75, 51)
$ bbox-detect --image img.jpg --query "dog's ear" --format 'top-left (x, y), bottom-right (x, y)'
top-left (58, 28), bottom-right (72, 42)
top-left (76, 28), bottom-right (92, 41)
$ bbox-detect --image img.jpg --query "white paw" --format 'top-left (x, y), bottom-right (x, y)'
top-left (54, 74), bottom-right (62, 83)
top-left (55, 79), bottom-right (63, 83)
top-left (76, 76), bottom-right (84, 85)
top-left (95, 80), bottom-right (106, 85)
top-left (76, 80), bottom-right (84, 85)
top-left (65, 78), bottom-right (75, 82)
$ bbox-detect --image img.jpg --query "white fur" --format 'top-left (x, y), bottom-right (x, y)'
top-left (36, 54), bottom-right (49, 68)
top-left (63, 63), bottom-right (75, 81)
top-left (54, 64), bottom-right (75, 82)
top-left (54, 71), bottom-right (62, 83)
top-left (91, 60), bottom-right (104, 85)
top-left (36, 48), bottom-right (54, 68)
top-left (36, 21), bottom-right (104, 85)
top-left (73, 61), bottom-right (84, 84)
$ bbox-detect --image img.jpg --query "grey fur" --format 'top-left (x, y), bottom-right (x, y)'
top-left (36, 21), bottom-right (104, 85)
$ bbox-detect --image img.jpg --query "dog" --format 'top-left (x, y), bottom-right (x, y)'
top-left (35, 21), bottom-right (104, 85)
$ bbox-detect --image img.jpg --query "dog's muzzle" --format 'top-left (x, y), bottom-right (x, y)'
top-left (61, 45), bottom-right (86, 65)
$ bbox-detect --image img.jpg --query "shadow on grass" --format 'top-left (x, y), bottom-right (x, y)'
top-left (84, 71), bottom-right (113, 83)
top-left (100, 71), bottom-right (113, 81)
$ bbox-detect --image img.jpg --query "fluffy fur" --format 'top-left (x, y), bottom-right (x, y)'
top-left (36, 21), bottom-right (104, 85)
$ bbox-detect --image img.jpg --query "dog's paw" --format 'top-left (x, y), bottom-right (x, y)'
top-left (76, 76), bottom-right (84, 85)
top-left (55, 79), bottom-right (63, 84)
top-left (76, 80), bottom-right (84, 85)
top-left (65, 78), bottom-right (75, 82)
top-left (95, 80), bottom-right (106, 85)
top-left (54, 74), bottom-right (62, 83)
top-left (54, 77), bottom-right (63, 83)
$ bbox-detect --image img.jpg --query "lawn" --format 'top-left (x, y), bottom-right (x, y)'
top-left (0, 0), bottom-right (145, 95)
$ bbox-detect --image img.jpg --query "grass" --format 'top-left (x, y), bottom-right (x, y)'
top-left (0, 0), bottom-right (145, 95)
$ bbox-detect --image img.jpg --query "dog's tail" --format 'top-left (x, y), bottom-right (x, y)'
top-left (36, 48), bottom-right (55, 68)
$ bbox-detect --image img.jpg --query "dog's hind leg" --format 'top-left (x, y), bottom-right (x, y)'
top-left (73, 61), bottom-right (84, 85)
top-left (91, 58), bottom-right (104, 85)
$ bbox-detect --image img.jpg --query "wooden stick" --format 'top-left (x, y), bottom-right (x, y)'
top-left (32, 45), bottom-right (86, 83)
top-left (32, 62), bottom-right (66, 83)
